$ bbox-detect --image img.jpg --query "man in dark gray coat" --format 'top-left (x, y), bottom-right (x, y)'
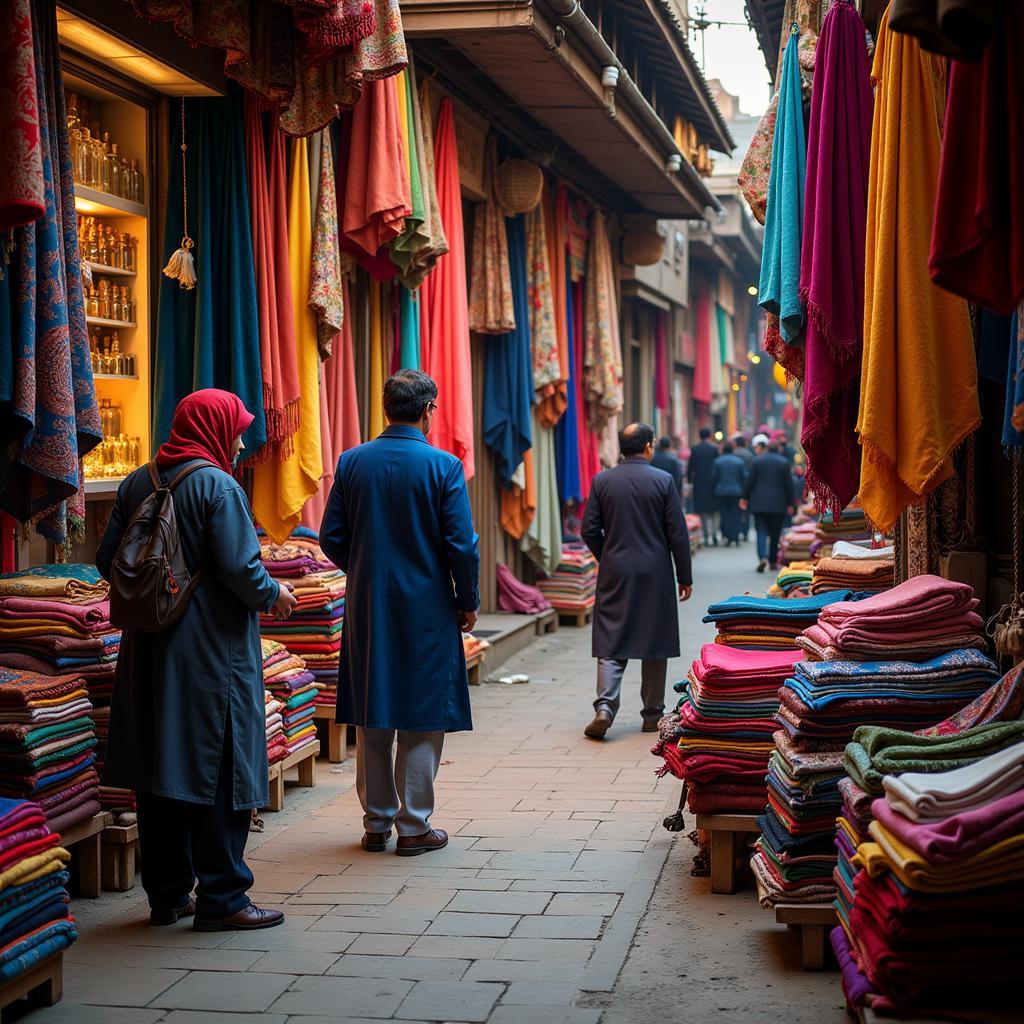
top-left (687, 428), bottom-right (720, 545)
top-left (651, 437), bottom-right (683, 498)
top-left (741, 433), bottom-right (797, 573)
top-left (581, 423), bottom-right (693, 740)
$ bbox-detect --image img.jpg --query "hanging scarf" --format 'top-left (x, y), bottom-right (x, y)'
top-left (1003, 305), bottom-right (1024, 449)
top-left (574, 282), bottom-right (602, 492)
top-left (367, 279), bottom-right (386, 438)
top-left (0, 0), bottom-right (101, 545)
top-left (582, 210), bottom-right (623, 431)
top-left (500, 449), bottom-right (536, 541)
top-left (857, 9), bottom-right (979, 533)
top-left (759, 27), bottom-right (807, 346)
top-left (0, 0), bottom-right (43, 229)
top-left (521, 409), bottom-right (562, 576)
top-left (422, 98), bottom-right (474, 478)
top-left (399, 286), bottom-right (420, 369)
top-left (693, 292), bottom-right (713, 405)
top-left (537, 183), bottom-right (569, 426)
top-left (308, 127), bottom-right (344, 359)
top-left (800, 0), bottom-right (873, 518)
top-left (154, 87), bottom-right (267, 460)
top-left (469, 140), bottom-right (515, 334)
top-left (156, 389), bottom-right (254, 473)
top-left (526, 205), bottom-right (560, 394)
top-left (929, 1), bottom-right (1024, 317)
top-left (387, 68), bottom-right (429, 278)
top-left (245, 99), bottom-right (300, 456)
top-left (555, 254), bottom-right (582, 504)
top-left (655, 313), bottom-right (669, 411)
top-left (251, 136), bottom-right (323, 544)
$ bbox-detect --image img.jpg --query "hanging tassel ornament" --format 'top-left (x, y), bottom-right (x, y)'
top-left (163, 98), bottom-right (196, 290)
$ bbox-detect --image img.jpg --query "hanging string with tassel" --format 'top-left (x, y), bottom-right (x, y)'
top-left (162, 98), bottom-right (196, 290)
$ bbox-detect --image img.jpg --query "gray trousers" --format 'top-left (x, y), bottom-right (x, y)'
top-left (355, 727), bottom-right (445, 837)
top-left (595, 658), bottom-right (668, 724)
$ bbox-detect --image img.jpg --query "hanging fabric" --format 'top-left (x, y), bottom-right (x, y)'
top-left (1003, 304), bottom-right (1024, 449)
top-left (154, 86), bottom-right (266, 458)
top-left (582, 210), bottom-right (623, 432)
top-left (655, 313), bottom-right (669, 412)
top-left (888, 0), bottom-right (993, 61)
top-left (929, 1), bottom-right (1024, 317)
top-left (526, 204), bottom-right (560, 394)
top-left (422, 97), bottom-right (474, 478)
top-left (251, 135), bottom-right (323, 544)
top-left (483, 215), bottom-right (534, 487)
top-left (367, 279), bottom-right (386, 437)
top-left (309, 125), bottom-right (344, 358)
top-left (500, 449), bottom-right (536, 541)
top-left (693, 292), bottom-right (713, 406)
top-left (800, 0), bottom-right (873, 518)
top-left (537, 183), bottom-right (569, 426)
top-left (574, 282), bottom-right (601, 497)
top-left (522, 409), bottom-right (563, 576)
top-left (245, 98), bottom-right (300, 457)
top-left (555, 255), bottom-right (583, 504)
top-left (387, 68), bottom-right (428, 280)
top-left (469, 139), bottom-right (515, 334)
top-left (857, 7), bottom-right (979, 533)
top-left (399, 286), bottom-right (420, 369)
top-left (0, 0), bottom-right (43, 229)
top-left (0, 0), bottom-right (101, 544)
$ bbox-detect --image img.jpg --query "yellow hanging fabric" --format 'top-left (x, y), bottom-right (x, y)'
top-left (252, 137), bottom-right (323, 544)
top-left (368, 280), bottom-right (386, 438)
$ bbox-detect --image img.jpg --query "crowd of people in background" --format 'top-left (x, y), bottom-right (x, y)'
top-left (678, 426), bottom-right (803, 573)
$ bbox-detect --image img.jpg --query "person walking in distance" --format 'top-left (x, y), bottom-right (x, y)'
top-left (651, 436), bottom-right (683, 498)
top-left (581, 423), bottom-right (693, 739)
top-left (320, 370), bottom-right (480, 856)
top-left (732, 434), bottom-right (754, 540)
top-left (711, 441), bottom-right (748, 546)
top-left (687, 427), bottom-right (720, 546)
top-left (97, 389), bottom-right (297, 932)
top-left (741, 433), bottom-right (797, 573)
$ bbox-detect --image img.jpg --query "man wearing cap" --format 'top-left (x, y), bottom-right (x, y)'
top-left (741, 434), bottom-right (796, 572)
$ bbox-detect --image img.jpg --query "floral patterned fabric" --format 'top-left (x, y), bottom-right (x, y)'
top-left (468, 140), bottom-right (515, 335)
top-left (309, 128), bottom-right (344, 359)
top-left (582, 210), bottom-right (623, 431)
top-left (526, 206), bottom-right (559, 392)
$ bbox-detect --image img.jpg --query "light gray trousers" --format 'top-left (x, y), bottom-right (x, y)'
top-left (355, 727), bottom-right (445, 837)
top-left (595, 658), bottom-right (668, 724)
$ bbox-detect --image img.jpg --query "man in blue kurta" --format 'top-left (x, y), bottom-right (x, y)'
top-left (321, 370), bottom-right (480, 856)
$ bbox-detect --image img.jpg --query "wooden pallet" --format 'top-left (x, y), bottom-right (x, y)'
top-left (695, 813), bottom-right (761, 894)
top-left (312, 705), bottom-right (348, 764)
top-left (775, 902), bottom-right (836, 970)
top-left (466, 649), bottom-right (486, 685)
top-left (60, 811), bottom-right (112, 899)
top-left (101, 822), bottom-right (139, 892)
top-left (556, 606), bottom-right (594, 628)
top-left (266, 740), bottom-right (320, 812)
top-left (0, 951), bottom-right (62, 1011)
top-left (535, 609), bottom-right (559, 635)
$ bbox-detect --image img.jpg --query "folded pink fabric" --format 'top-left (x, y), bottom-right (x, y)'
top-left (820, 574), bottom-right (977, 627)
top-left (695, 644), bottom-right (802, 680)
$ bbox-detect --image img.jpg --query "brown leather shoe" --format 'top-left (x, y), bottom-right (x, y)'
top-left (149, 899), bottom-right (195, 926)
top-left (396, 829), bottom-right (449, 857)
top-left (193, 903), bottom-right (285, 932)
top-left (641, 721), bottom-right (660, 733)
top-left (584, 710), bottom-right (613, 740)
top-left (361, 829), bottom-right (392, 852)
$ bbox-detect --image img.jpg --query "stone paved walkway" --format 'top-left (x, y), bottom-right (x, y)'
top-left (18, 542), bottom-right (843, 1024)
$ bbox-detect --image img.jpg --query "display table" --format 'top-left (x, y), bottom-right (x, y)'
top-left (0, 951), bottom-right (63, 1012)
top-left (312, 706), bottom-right (348, 764)
top-left (101, 822), bottom-right (139, 892)
top-left (60, 811), bottom-right (113, 898)
top-left (695, 813), bottom-right (761, 894)
top-left (266, 741), bottom-right (320, 812)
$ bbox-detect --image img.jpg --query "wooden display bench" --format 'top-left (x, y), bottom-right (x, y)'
top-left (775, 902), bottom-right (835, 970)
top-left (0, 951), bottom-right (63, 1012)
top-left (695, 813), bottom-right (761, 894)
top-left (265, 740), bottom-right (319, 812)
top-left (556, 605), bottom-right (594, 628)
top-left (312, 705), bottom-right (348, 764)
top-left (466, 649), bottom-right (486, 686)
top-left (101, 821), bottom-right (139, 892)
top-left (60, 811), bottom-right (112, 899)
top-left (534, 609), bottom-right (558, 635)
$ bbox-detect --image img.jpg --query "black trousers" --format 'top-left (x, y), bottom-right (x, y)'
top-left (718, 497), bottom-right (741, 544)
top-left (135, 733), bottom-right (254, 920)
top-left (755, 512), bottom-right (786, 566)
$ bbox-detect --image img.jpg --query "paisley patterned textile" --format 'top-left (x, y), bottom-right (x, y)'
top-left (468, 140), bottom-right (515, 335)
top-left (308, 128), bottom-right (344, 359)
top-left (0, 0), bottom-right (43, 229)
top-left (582, 211), bottom-right (623, 431)
top-left (526, 205), bottom-right (559, 393)
top-left (0, 0), bottom-right (101, 545)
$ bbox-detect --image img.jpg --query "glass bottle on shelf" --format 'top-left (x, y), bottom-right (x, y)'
top-left (110, 333), bottom-right (122, 374)
top-left (87, 221), bottom-right (99, 262)
top-left (130, 159), bottom-right (144, 205)
top-left (78, 128), bottom-right (92, 185)
top-left (108, 143), bottom-right (121, 198)
top-left (98, 279), bottom-right (111, 319)
top-left (122, 287), bottom-right (133, 323)
top-left (100, 132), bottom-right (112, 192)
top-left (87, 286), bottom-right (99, 319)
top-left (111, 287), bottom-right (121, 323)
top-left (90, 124), bottom-right (103, 188)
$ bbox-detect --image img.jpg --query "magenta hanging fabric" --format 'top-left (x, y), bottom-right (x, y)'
top-left (693, 293), bottom-right (713, 405)
top-left (799, 0), bottom-right (873, 517)
top-left (655, 312), bottom-right (670, 411)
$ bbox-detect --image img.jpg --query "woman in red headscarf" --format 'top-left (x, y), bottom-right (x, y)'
top-left (97, 389), bottom-right (296, 932)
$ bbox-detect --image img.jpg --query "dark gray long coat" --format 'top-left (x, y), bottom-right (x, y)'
top-left (581, 457), bottom-right (693, 660)
top-left (96, 462), bottom-right (279, 810)
top-left (687, 441), bottom-right (720, 513)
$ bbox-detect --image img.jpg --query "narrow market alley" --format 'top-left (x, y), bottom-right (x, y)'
top-left (19, 544), bottom-right (843, 1024)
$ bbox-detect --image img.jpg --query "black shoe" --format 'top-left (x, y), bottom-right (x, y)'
top-left (361, 829), bottom-right (392, 852)
top-left (194, 903), bottom-right (284, 932)
top-left (757, 559), bottom-right (768, 573)
top-left (584, 710), bottom-right (613, 740)
top-left (149, 899), bottom-right (195, 926)
top-left (641, 721), bottom-right (660, 734)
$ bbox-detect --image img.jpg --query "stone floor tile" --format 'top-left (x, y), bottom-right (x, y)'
top-left (110, 945), bottom-right (266, 972)
top-left (219, 930), bottom-right (357, 954)
top-left (248, 950), bottom-right (341, 974)
top-left (268, 975), bottom-right (414, 1017)
top-left (387, 887), bottom-right (457, 914)
top-left (311, 914), bottom-right (430, 934)
top-left (301, 874), bottom-right (406, 895)
top-left (151, 970), bottom-right (295, 1012)
top-left (16, 1006), bottom-right (165, 1024)
top-left (484, 851), bottom-right (579, 873)
top-left (326, 954), bottom-right (471, 981)
top-left (160, 1014), bottom-right (288, 1024)
top-left (463, 960), bottom-right (586, 984)
top-left (346, 933), bottom-right (417, 956)
top-left (446, 890), bottom-right (552, 915)
top-left (468, 837), bottom-right (586, 854)
top-left (511, 915), bottom-right (604, 940)
top-left (501, 980), bottom-right (578, 1006)
top-left (63, 963), bottom-right (187, 1007)
top-left (547, 892), bottom-right (620, 916)
top-left (405, 935), bottom-right (504, 960)
top-left (397, 980), bottom-right (504, 1023)
top-left (496, 938), bottom-right (595, 962)
top-left (404, 876), bottom-right (511, 892)
top-left (425, 911), bottom-right (520, 937)
top-left (487, 1007), bottom-right (602, 1024)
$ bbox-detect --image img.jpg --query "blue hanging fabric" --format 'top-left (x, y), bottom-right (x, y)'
top-left (1003, 305), bottom-right (1024, 449)
top-left (483, 214), bottom-right (534, 487)
top-left (555, 253), bottom-right (583, 503)
top-left (399, 286), bottom-right (421, 370)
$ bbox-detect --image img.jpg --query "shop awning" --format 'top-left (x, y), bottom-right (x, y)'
top-left (402, 0), bottom-right (721, 217)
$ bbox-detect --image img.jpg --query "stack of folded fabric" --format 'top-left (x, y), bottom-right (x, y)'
top-left (463, 633), bottom-right (490, 662)
top-left (536, 543), bottom-right (597, 614)
top-left (810, 554), bottom-right (894, 595)
top-left (259, 526), bottom-right (336, 576)
top-left (703, 591), bottom-right (856, 650)
top-left (798, 574), bottom-right (988, 661)
top-left (769, 562), bottom-right (815, 598)
top-left (779, 519), bottom-right (818, 565)
top-left (0, 670), bottom-right (99, 833)
top-left (812, 504), bottom-right (873, 558)
top-left (655, 645), bottom-right (801, 814)
top-left (0, 798), bottom-right (76, 982)
top-left (264, 691), bottom-right (286, 767)
top-left (260, 640), bottom-right (317, 757)
top-left (835, 727), bottom-right (1024, 1018)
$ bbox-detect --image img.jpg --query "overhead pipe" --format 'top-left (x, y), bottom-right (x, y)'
top-left (542, 0), bottom-right (722, 214)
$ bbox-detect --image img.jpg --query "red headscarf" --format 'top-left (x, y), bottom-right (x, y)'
top-left (155, 389), bottom-right (255, 474)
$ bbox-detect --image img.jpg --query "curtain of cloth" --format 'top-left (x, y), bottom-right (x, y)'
top-left (655, 312), bottom-right (669, 412)
top-left (483, 215), bottom-right (534, 487)
top-left (555, 255), bottom-right (583, 503)
top-left (153, 87), bottom-right (266, 459)
top-left (538, 185), bottom-right (570, 426)
top-left (251, 136), bottom-right (323, 543)
top-left (245, 98), bottom-right (300, 457)
top-left (500, 448), bottom-right (536, 541)
top-left (857, 8), bottom-right (979, 533)
top-left (1003, 305), bottom-right (1024, 449)
top-left (799, 0), bottom-right (873, 518)
top-left (387, 68), bottom-right (428, 278)
top-left (468, 140), bottom-right (515, 335)
top-left (0, 0), bottom-right (101, 545)
top-left (693, 292), bottom-right (713, 405)
top-left (367, 279), bottom-right (386, 438)
top-left (399, 286), bottom-right (420, 369)
top-left (521, 409), bottom-right (563, 576)
top-left (574, 282), bottom-right (600, 499)
top-left (423, 98), bottom-right (474, 478)
top-left (582, 210), bottom-right (624, 432)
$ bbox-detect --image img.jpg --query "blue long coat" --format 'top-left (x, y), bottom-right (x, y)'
top-left (96, 463), bottom-right (279, 810)
top-left (320, 425), bottom-right (480, 732)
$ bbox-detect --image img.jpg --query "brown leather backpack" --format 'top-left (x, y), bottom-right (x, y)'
top-left (108, 460), bottom-right (215, 632)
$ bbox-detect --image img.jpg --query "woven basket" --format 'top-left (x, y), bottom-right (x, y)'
top-left (495, 159), bottom-right (543, 214)
top-left (622, 229), bottom-right (665, 266)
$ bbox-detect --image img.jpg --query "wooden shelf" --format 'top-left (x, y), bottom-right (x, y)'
top-left (84, 477), bottom-right (125, 497)
top-left (85, 261), bottom-right (136, 278)
top-left (86, 316), bottom-right (136, 329)
top-left (74, 185), bottom-right (146, 218)
top-left (93, 373), bottom-right (138, 381)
